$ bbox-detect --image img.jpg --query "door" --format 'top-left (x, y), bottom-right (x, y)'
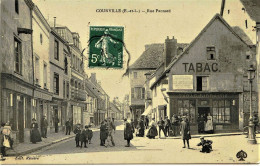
top-left (198, 107), bottom-right (210, 121)
top-left (17, 96), bottom-right (24, 143)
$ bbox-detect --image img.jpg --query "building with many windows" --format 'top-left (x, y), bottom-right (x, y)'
top-left (0, 0), bottom-right (34, 143)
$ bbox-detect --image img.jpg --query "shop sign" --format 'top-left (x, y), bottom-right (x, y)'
top-left (34, 90), bottom-right (52, 101)
top-left (5, 81), bottom-right (33, 96)
top-left (182, 63), bottom-right (218, 72)
top-left (173, 93), bottom-right (238, 99)
top-left (172, 75), bottom-right (193, 90)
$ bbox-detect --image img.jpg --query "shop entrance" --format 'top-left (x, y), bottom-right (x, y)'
top-left (198, 107), bottom-right (210, 119)
top-left (17, 96), bottom-right (24, 143)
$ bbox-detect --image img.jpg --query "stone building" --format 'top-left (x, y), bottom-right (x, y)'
top-left (32, 5), bottom-right (53, 137)
top-left (150, 14), bottom-right (257, 133)
top-left (0, 0), bottom-right (34, 143)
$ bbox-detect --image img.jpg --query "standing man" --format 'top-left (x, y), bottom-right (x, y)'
top-left (164, 116), bottom-right (171, 137)
top-left (145, 116), bottom-right (149, 129)
top-left (41, 115), bottom-right (48, 138)
top-left (180, 116), bottom-right (191, 149)
top-left (65, 118), bottom-right (72, 135)
top-left (171, 114), bottom-right (179, 136)
top-left (137, 117), bottom-right (145, 137)
top-left (54, 115), bottom-right (59, 133)
top-left (158, 117), bottom-right (166, 138)
top-left (124, 118), bottom-right (133, 147)
top-left (253, 114), bottom-right (259, 134)
top-left (107, 118), bottom-right (116, 147)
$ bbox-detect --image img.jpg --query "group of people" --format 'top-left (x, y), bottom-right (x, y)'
top-left (74, 124), bottom-right (93, 148)
top-left (197, 113), bottom-right (214, 134)
top-left (99, 118), bottom-right (116, 147)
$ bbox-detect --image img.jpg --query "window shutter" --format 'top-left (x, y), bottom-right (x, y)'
top-left (142, 88), bottom-right (145, 99)
top-left (202, 77), bottom-right (208, 91)
top-left (131, 88), bottom-right (134, 99)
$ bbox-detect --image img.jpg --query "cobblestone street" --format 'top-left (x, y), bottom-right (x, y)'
top-left (2, 121), bottom-right (259, 164)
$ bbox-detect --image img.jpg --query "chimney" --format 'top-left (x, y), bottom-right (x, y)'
top-left (53, 17), bottom-right (56, 28)
top-left (90, 73), bottom-right (97, 83)
top-left (164, 36), bottom-right (177, 68)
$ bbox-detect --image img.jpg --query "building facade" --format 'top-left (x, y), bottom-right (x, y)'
top-left (152, 14), bottom-right (257, 133)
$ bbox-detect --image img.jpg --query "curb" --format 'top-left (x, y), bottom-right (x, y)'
top-left (8, 135), bottom-right (74, 156)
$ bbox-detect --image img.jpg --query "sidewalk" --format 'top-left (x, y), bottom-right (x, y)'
top-left (7, 132), bottom-right (74, 156)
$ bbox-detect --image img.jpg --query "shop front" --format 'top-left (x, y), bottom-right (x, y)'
top-left (169, 92), bottom-right (240, 134)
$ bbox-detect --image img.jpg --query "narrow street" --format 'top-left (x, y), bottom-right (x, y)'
top-left (3, 121), bottom-right (259, 164)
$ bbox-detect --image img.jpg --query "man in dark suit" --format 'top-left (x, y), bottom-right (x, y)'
top-left (41, 115), bottom-right (48, 138)
top-left (65, 118), bottom-right (72, 135)
top-left (158, 117), bottom-right (166, 138)
top-left (164, 116), bottom-right (171, 137)
top-left (180, 116), bottom-right (191, 149)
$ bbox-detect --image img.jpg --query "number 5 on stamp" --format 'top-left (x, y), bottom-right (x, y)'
top-left (89, 26), bottom-right (124, 68)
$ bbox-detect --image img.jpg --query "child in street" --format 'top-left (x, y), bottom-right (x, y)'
top-left (80, 125), bottom-right (88, 148)
top-left (197, 137), bottom-right (213, 153)
top-left (87, 125), bottom-right (93, 144)
top-left (74, 124), bottom-right (81, 147)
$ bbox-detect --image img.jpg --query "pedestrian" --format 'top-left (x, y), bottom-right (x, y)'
top-left (80, 125), bottom-right (88, 148)
top-left (146, 118), bottom-right (158, 139)
top-left (54, 115), bottom-right (59, 133)
top-left (0, 122), bottom-right (7, 157)
top-left (253, 114), bottom-right (259, 134)
top-left (158, 117), bottom-right (166, 138)
top-left (164, 116), bottom-right (171, 137)
top-left (74, 124), bottom-right (81, 147)
top-left (2, 122), bottom-right (13, 149)
top-left (136, 117), bottom-right (145, 137)
top-left (87, 125), bottom-right (93, 144)
top-left (30, 118), bottom-right (42, 144)
top-left (134, 116), bottom-right (138, 129)
top-left (180, 116), bottom-right (191, 149)
top-left (197, 115), bottom-right (205, 134)
top-left (65, 118), bottom-right (72, 135)
top-left (197, 137), bottom-right (213, 153)
top-left (124, 118), bottom-right (133, 147)
top-left (204, 113), bottom-right (214, 134)
top-left (106, 118), bottom-right (115, 147)
top-left (172, 114), bottom-right (179, 136)
top-left (41, 115), bottom-right (48, 138)
top-left (100, 121), bottom-right (108, 146)
top-left (130, 119), bottom-right (135, 133)
top-left (145, 116), bottom-right (149, 129)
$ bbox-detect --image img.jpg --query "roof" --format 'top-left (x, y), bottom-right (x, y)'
top-left (240, 0), bottom-right (260, 22)
top-left (232, 26), bottom-right (254, 45)
top-left (85, 80), bottom-right (103, 99)
top-left (129, 43), bottom-right (188, 70)
top-left (151, 13), bottom-right (255, 89)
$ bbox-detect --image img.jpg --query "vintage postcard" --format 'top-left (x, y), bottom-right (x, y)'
top-left (0, 0), bottom-right (259, 164)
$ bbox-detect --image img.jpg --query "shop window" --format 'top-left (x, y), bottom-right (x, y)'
top-left (197, 76), bottom-right (208, 91)
top-left (53, 73), bottom-right (59, 95)
top-left (177, 99), bottom-right (196, 123)
top-left (14, 38), bottom-right (22, 74)
top-left (212, 100), bottom-right (231, 123)
top-left (54, 40), bottom-right (59, 60)
top-left (206, 46), bottom-right (216, 60)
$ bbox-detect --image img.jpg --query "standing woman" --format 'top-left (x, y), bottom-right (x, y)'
top-left (100, 121), bottom-right (108, 146)
top-left (124, 118), bottom-right (133, 147)
top-left (146, 118), bottom-right (158, 139)
top-left (204, 113), bottom-right (214, 134)
top-left (30, 118), bottom-right (42, 144)
top-left (180, 116), bottom-right (191, 149)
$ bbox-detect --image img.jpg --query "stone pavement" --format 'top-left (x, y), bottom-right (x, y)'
top-left (7, 132), bottom-right (75, 156)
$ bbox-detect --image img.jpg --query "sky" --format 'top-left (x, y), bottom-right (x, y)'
top-left (33, 0), bottom-right (256, 101)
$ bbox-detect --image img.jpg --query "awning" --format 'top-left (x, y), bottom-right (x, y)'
top-left (142, 105), bottom-right (152, 116)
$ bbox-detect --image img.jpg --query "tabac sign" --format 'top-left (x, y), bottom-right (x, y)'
top-left (182, 62), bottom-right (218, 72)
top-left (89, 26), bottom-right (124, 68)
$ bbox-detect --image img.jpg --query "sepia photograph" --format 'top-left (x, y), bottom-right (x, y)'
top-left (0, 0), bottom-right (259, 164)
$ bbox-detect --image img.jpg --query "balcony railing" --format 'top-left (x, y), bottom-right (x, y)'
top-left (71, 87), bottom-right (86, 101)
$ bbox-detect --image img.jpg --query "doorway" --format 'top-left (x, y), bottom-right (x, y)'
top-left (17, 96), bottom-right (24, 143)
top-left (198, 107), bottom-right (210, 120)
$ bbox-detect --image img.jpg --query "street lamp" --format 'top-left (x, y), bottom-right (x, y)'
top-left (247, 66), bottom-right (257, 144)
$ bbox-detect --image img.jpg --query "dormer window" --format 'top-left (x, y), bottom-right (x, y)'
top-left (207, 46), bottom-right (216, 60)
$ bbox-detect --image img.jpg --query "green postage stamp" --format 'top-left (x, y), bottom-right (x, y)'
top-left (89, 26), bottom-right (124, 68)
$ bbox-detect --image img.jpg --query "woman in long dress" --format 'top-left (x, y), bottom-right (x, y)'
top-left (30, 118), bottom-right (42, 144)
top-left (204, 113), bottom-right (214, 134)
top-left (146, 118), bottom-right (158, 139)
